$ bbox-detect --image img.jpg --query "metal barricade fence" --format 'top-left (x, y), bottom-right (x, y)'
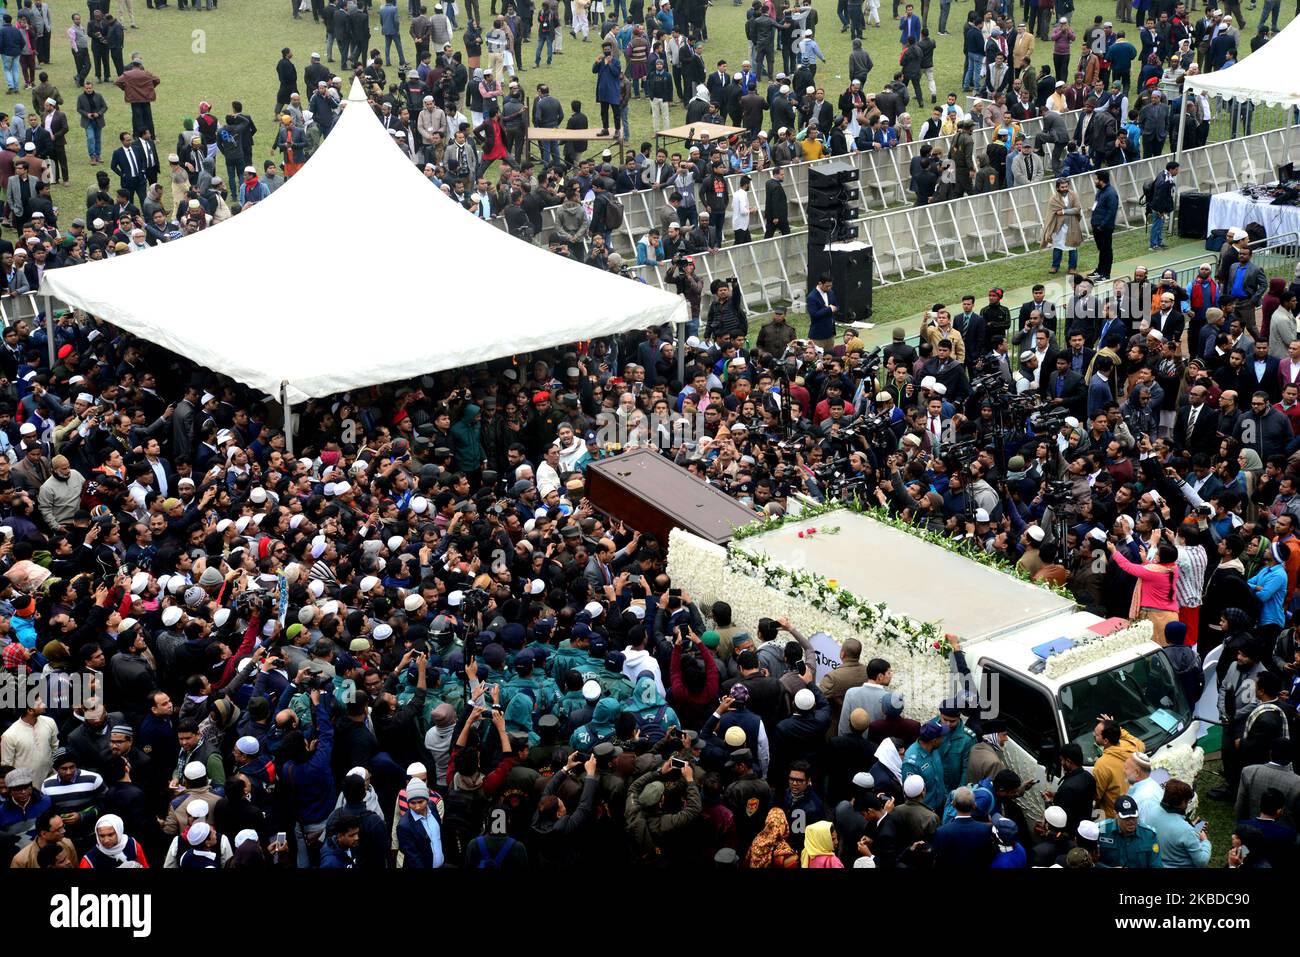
top-left (537, 108), bottom-right (1078, 256)
top-left (627, 123), bottom-right (1300, 317)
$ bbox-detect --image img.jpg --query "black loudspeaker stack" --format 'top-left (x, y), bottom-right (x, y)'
top-left (1178, 191), bottom-right (1211, 239)
top-left (806, 157), bottom-right (861, 290)
top-left (829, 243), bottom-right (874, 322)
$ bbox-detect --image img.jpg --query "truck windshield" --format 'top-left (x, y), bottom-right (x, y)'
top-left (1058, 650), bottom-right (1192, 759)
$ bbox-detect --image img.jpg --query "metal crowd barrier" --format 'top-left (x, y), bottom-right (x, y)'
top-left (537, 107), bottom-right (1081, 256)
top-left (627, 123), bottom-right (1300, 316)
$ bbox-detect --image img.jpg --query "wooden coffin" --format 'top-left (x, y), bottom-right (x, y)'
top-left (584, 447), bottom-right (757, 547)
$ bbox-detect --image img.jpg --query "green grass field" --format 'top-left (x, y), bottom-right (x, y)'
top-left (46, 0), bottom-right (1294, 215)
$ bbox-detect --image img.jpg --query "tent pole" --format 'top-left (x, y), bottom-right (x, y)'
top-left (42, 294), bottom-right (54, 369)
top-left (1175, 93), bottom-right (1188, 166)
top-left (676, 320), bottom-right (686, 385)
top-left (281, 381), bottom-right (295, 457)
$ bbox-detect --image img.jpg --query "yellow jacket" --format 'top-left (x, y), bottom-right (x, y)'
top-left (1094, 729), bottom-right (1145, 818)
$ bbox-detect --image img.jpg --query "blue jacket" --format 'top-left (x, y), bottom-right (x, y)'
top-left (806, 286), bottom-right (839, 340)
top-left (931, 815), bottom-right (995, 867)
top-left (396, 800), bottom-right (445, 868)
top-left (319, 835), bottom-right (356, 868)
top-left (592, 57), bottom-right (622, 105)
top-left (1091, 183), bottom-right (1118, 229)
top-left (899, 15), bottom-right (921, 44)
top-left (0, 25), bottom-right (25, 58)
top-left (380, 2), bottom-right (400, 35)
top-left (283, 699), bottom-right (336, 825)
top-left (990, 842), bottom-right (1028, 867)
top-left (1249, 563), bottom-right (1288, 627)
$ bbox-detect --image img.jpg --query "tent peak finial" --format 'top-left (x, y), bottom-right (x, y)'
top-left (347, 77), bottom-right (367, 102)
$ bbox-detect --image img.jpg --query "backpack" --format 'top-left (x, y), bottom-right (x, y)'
top-left (633, 704), bottom-right (669, 743)
top-left (1140, 176), bottom-right (1155, 208)
top-left (474, 835), bottom-right (517, 868)
top-left (604, 196), bottom-right (624, 230)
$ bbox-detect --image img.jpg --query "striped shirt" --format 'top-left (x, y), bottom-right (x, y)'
top-left (1175, 543), bottom-right (1207, 609)
top-left (41, 769), bottom-right (106, 820)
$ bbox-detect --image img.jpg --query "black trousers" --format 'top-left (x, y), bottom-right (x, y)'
top-left (130, 100), bottom-right (154, 136)
top-left (50, 143), bottom-right (69, 182)
top-left (764, 219), bottom-right (789, 238)
top-left (73, 48), bottom-right (91, 85)
top-left (92, 43), bottom-right (110, 81)
top-left (1053, 53), bottom-right (1070, 80)
top-left (1093, 224), bottom-right (1113, 277)
top-left (109, 46), bottom-right (125, 75)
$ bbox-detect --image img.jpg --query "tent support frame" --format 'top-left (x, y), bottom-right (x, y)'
top-left (1175, 96), bottom-right (1188, 166)
top-left (42, 294), bottom-right (54, 369)
top-left (281, 381), bottom-right (295, 456)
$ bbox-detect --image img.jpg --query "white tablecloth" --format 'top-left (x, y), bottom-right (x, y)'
top-left (1207, 190), bottom-right (1300, 239)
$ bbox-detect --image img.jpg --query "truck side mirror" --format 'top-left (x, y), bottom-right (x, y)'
top-left (1039, 739), bottom-right (1061, 777)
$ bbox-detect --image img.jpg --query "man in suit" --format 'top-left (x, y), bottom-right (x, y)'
top-left (931, 786), bottom-right (994, 867)
top-left (1046, 354), bottom-right (1087, 421)
top-left (5, 156), bottom-right (36, 227)
top-left (395, 777), bottom-right (444, 867)
top-left (1245, 339), bottom-right (1283, 404)
top-left (1016, 284), bottom-right (1058, 338)
top-left (705, 59), bottom-right (731, 105)
top-left (40, 98), bottom-right (69, 185)
top-left (109, 129), bottom-right (147, 209)
top-left (806, 274), bottom-right (839, 349)
top-left (1149, 291), bottom-right (1185, 346)
top-left (807, 88), bottom-right (834, 134)
top-left (583, 537), bottom-right (617, 594)
top-left (1173, 384), bottom-right (1219, 456)
top-left (1235, 739), bottom-right (1300, 825)
top-left (1061, 331), bottom-right (1095, 378)
top-left (135, 128), bottom-right (159, 188)
top-left (1007, 138), bottom-right (1043, 187)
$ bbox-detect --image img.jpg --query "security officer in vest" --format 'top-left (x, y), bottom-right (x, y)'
top-left (1098, 795), bottom-right (1163, 868)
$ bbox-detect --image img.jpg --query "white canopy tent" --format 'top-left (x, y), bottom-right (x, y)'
top-left (40, 79), bottom-right (688, 450)
top-left (1177, 16), bottom-right (1300, 158)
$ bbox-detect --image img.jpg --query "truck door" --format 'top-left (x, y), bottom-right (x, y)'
top-left (982, 661), bottom-right (1064, 825)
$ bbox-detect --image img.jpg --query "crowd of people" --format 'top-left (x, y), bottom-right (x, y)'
top-left (0, 0), bottom-right (1295, 876)
top-left (0, 212), bottom-right (1298, 870)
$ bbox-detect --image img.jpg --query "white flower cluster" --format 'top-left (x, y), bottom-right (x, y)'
top-left (666, 528), bottom-right (950, 717)
top-left (1151, 743), bottom-right (1206, 787)
top-left (1042, 620), bottom-right (1156, 680)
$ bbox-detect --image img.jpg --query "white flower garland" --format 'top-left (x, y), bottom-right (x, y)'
top-left (666, 528), bottom-right (951, 718)
top-left (1041, 620), bottom-right (1156, 680)
top-left (1151, 743), bottom-right (1206, 786)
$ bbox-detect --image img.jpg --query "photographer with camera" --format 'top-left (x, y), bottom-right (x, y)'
top-left (703, 276), bottom-right (747, 342)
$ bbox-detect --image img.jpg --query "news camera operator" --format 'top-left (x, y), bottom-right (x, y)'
top-left (664, 254), bottom-right (704, 336)
top-left (703, 276), bottom-right (748, 341)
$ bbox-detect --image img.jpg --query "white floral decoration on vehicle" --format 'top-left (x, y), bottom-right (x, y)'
top-left (1041, 620), bottom-right (1155, 680)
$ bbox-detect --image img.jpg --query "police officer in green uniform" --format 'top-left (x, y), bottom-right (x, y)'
top-left (597, 651), bottom-right (635, 702)
top-left (1098, 795), bottom-right (1163, 868)
top-left (901, 721), bottom-right (950, 813)
top-left (935, 699), bottom-right (977, 792)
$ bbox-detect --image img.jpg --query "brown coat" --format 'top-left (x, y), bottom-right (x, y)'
top-left (10, 837), bottom-right (76, 867)
top-left (162, 785), bottom-right (221, 836)
top-left (115, 66), bottom-right (160, 104)
top-left (818, 659), bottom-right (868, 731)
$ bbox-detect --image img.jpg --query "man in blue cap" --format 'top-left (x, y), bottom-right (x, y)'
top-left (901, 720), bottom-right (948, 812)
top-left (1098, 794), bottom-right (1163, 868)
top-left (935, 698), bottom-right (976, 791)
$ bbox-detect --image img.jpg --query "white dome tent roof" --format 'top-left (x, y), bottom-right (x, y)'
top-left (41, 79), bottom-right (687, 405)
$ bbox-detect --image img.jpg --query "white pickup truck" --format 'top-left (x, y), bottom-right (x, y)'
top-left (693, 507), bottom-right (1204, 812)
